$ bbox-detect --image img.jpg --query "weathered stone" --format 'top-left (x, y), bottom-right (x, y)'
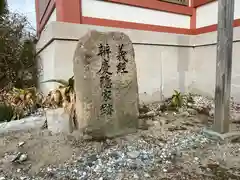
top-left (209, 109), bottom-right (214, 117)
top-left (152, 121), bottom-right (161, 129)
top-left (203, 128), bottom-right (240, 143)
top-left (46, 108), bottom-right (74, 134)
top-left (18, 141), bottom-right (25, 147)
top-left (144, 173), bottom-right (151, 178)
top-left (146, 119), bottom-right (154, 127)
top-left (177, 111), bottom-right (190, 117)
top-left (139, 110), bottom-right (156, 118)
top-left (232, 112), bottom-right (240, 122)
top-left (187, 108), bottom-right (198, 115)
top-left (187, 103), bottom-right (193, 107)
top-left (178, 108), bottom-right (184, 113)
top-left (0, 116), bottom-right (45, 135)
top-left (127, 151), bottom-right (140, 159)
top-left (138, 119), bottom-right (149, 130)
top-left (145, 110), bottom-right (156, 117)
top-left (73, 30), bottom-right (139, 138)
top-left (19, 154), bottom-right (28, 162)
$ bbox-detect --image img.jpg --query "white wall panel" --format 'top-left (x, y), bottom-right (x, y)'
top-left (82, 0), bottom-right (190, 28)
top-left (196, 1), bottom-right (240, 28)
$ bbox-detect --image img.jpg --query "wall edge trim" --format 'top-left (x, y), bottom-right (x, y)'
top-left (38, 0), bottom-right (56, 35)
top-left (36, 37), bottom-right (194, 55)
top-left (192, 0), bottom-right (216, 8)
top-left (105, 0), bottom-right (193, 15)
top-left (36, 36), bottom-right (240, 56)
top-left (82, 17), bottom-right (193, 35)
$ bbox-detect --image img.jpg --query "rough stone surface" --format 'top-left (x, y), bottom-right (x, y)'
top-left (46, 108), bottom-right (73, 134)
top-left (203, 128), bottom-right (240, 142)
top-left (0, 116), bottom-right (45, 135)
top-left (73, 30), bottom-right (139, 138)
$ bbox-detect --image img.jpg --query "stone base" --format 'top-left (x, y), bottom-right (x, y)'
top-left (46, 108), bottom-right (74, 134)
top-left (84, 125), bottom-right (138, 140)
top-left (0, 116), bottom-right (45, 135)
top-left (202, 128), bottom-right (240, 143)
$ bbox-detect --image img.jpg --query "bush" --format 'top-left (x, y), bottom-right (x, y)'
top-left (0, 103), bottom-right (13, 122)
top-left (0, 0), bottom-right (38, 90)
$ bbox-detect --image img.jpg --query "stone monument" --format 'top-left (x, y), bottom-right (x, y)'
top-left (73, 30), bottom-right (139, 139)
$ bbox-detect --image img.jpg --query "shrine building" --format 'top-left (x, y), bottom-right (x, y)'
top-left (35, 0), bottom-right (240, 102)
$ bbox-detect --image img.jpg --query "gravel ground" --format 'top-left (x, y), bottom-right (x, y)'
top-left (1, 96), bottom-right (240, 180)
top-left (0, 113), bottom-right (240, 179)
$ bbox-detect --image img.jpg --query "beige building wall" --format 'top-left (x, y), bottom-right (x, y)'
top-left (191, 27), bottom-right (240, 100)
top-left (36, 22), bottom-right (240, 103)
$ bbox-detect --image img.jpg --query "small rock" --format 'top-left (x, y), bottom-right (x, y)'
top-left (0, 177), bottom-right (6, 180)
top-left (86, 154), bottom-right (98, 167)
top-left (133, 174), bottom-right (139, 179)
top-left (187, 108), bottom-right (197, 115)
top-left (178, 108), bottom-right (184, 113)
top-left (138, 119), bottom-right (149, 130)
top-left (187, 103), bottom-right (193, 107)
top-left (181, 121), bottom-right (194, 127)
top-left (110, 152), bottom-right (121, 159)
top-left (232, 112), bottom-right (240, 121)
top-left (194, 157), bottom-right (199, 161)
top-left (11, 152), bottom-right (22, 162)
top-left (127, 151), bottom-right (140, 159)
top-left (82, 134), bottom-right (92, 141)
top-left (144, 173), bottom-right (151, 178)
top-left (116, 173), bottom-right (124, 180)
top-left (18, 141), bottom-right (25, 147)
top-left (139, 110), bottom-right (156, 118)
top-left (178, 111), bottom-right (189, 117)
top-left (146, 119), bottom-right (154, 127)
top-left (206, 168), bottom-right (211, 172)
top-left (209, 109), bottom-right (214, 117)
top-left (231, 136), bottom-right (240, 143)
top-left (207, 162), bottom-right (219, 169)
top-left (146, 111), bottom-right (156, 117)
top-left (19, 154), bottom-right (28, 162)
top-left (168, 125), bottom-right (178, 132)
top-left (152, 121), bottom-right (161, 129)
top-left (198, 107), bottom-right (211, 115)
top-left (129, 162), bottom-right (138, 170)
top-left (20, 120), bottom-right (26, 124)
top-left (163, 168), bottom-right (167, 172)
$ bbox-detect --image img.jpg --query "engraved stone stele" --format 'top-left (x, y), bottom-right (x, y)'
top-left (73, 30), bottom-right (139, 139)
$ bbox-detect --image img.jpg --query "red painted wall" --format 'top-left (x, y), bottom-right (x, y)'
top-left (192, 0), bottom-right (216, 7)
top-left (35, 0), bottom-right (239, 36)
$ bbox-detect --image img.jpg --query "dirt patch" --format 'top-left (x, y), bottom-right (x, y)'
top-left (0, 130), bottom-right (88, 175)
top-left (0, 109), bottom-right (240, 179)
